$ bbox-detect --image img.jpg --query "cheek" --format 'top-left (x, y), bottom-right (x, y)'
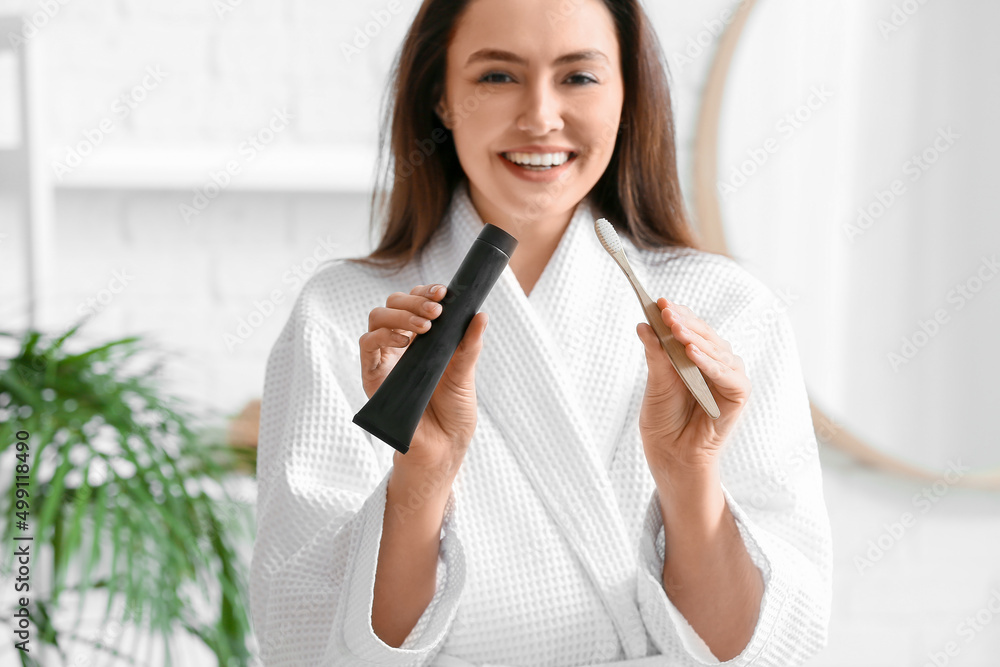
top-left (577, 99), bottom-right (624, 162)
top-left (455, 110), bottom-right (505, 158)
top-left (582, 122), bottom-right (619, 165)
top-left (454, 85), bottom-right (500, 119)
top-left (452, 130), bottom-right (497, 181)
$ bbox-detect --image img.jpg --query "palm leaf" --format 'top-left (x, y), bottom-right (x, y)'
top-left (36, 456), bottom-right (73, 550)
top-left (81, 480), bottom-right (107, 592)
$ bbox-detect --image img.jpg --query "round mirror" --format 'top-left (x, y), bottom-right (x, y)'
top-left (698, 0), bottom-right (1000, 483)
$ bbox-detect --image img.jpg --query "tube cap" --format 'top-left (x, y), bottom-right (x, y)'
top-left (479, 223), bottom-right (518, 258)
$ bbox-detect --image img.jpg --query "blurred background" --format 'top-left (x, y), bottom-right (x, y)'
top-left (0, 0), bottom-right (998, 665)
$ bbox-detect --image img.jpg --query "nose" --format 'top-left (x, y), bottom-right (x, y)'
top-left (516, 80), bottom-right (564, 136)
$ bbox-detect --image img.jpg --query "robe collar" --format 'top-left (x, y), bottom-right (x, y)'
top-left (417, 180), bottom-right (650, 658)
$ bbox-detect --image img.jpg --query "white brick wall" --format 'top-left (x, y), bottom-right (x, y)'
top-left (1, 1), bottom-right (998, 665)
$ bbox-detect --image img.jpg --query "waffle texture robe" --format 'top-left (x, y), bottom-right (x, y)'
top-left (249, 180), bottom-right (833, 666)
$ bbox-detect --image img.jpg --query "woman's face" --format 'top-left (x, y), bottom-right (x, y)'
top-left (438, 0), bottom-right (624, 230)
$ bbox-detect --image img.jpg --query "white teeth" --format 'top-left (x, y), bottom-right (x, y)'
top-left (502, 152), bottom-right (572, 168)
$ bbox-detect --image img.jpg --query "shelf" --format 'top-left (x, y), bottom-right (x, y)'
top-left (51, 144), bottom-right (380, 193)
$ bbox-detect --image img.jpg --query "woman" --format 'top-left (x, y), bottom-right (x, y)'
top-left (249, 0), bottom-right (832, 665)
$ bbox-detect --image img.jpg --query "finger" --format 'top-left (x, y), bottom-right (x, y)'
top-left (383, 328), bottom-right (414, 348)
top-left (641, 314), bottom-right (724, 369)
top-left (447, 312), bottom-right (488, 377)
top-left (386, 288), bottom-right (445, 321)
top-left (660, 299), bottom-right (728, 350)
top-left (368, 305), bottom-right (434, 334)
top-left (411, 283), bottom-right (447, 301)
top-left (676, 324), bottom-right (744, 375)
top-left (640, 321), bottom-right (748, 400)
top-left (359, 330), bottom-right (404, 373)
top-left (684, 340), bottom-right (748, 394)
top-left (658, 298), bottom-right (733, 354)
top-left (667, 319), bottom-right (738, 370)
top-left (658, 300), bottom-right (742, 371)
top-left (637, 321), bottom-right (673, 368)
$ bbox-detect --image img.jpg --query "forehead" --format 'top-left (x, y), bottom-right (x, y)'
top-left (448, 0), bottom-right (620, 65)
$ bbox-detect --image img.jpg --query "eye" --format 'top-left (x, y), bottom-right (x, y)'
top-left (479, 71), bottom-right (514, 84)
top-left (566, 73), bottom-right (598, 85)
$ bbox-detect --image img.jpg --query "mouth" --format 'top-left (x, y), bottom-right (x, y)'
top-left (499, 151), bottom-right (578, 171)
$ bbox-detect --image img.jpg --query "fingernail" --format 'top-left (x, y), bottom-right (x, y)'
top-left (431, 284), bottom-right (442, 295)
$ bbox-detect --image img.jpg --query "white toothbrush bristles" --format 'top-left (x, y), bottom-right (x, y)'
top-left (594, 218), bottom-right (623, 255)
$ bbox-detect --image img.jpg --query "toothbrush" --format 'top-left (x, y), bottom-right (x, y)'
top-left (594, 218), bottom-right (721, 420)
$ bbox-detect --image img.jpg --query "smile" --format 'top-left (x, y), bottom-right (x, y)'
top-left (500, 151), bottom-right (577, 171)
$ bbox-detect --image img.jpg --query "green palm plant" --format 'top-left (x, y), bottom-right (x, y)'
top-left (0, 318), bottom-right (255, 666)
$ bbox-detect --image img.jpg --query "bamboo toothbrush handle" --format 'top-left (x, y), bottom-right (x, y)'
top-left (618, 259), bottom-right (722, 420)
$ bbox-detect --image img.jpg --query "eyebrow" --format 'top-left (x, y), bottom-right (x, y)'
top-left (464, 48), bottom-right (609, 68)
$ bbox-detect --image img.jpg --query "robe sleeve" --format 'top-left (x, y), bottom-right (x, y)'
top-left (633, 287), bottom-right (833, 665)
top-left (249, 297), bottom-right (467, 666)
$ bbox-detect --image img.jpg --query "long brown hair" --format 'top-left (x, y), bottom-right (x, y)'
top-left (346, 0), bottom-right (706, 275)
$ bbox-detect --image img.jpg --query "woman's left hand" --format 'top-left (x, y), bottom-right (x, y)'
top-left (636, 298), bottom-right (751, 478)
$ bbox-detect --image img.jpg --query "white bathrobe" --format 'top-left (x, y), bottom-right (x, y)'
top-left (249, 180), bottom-right (833, 666)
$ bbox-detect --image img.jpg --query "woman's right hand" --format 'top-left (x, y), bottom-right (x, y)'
top-left (359, 283), bottom-right (489, 475)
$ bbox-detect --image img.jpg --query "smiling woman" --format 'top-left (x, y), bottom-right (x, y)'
top-left (249, 0), bottom-right (833, 665)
